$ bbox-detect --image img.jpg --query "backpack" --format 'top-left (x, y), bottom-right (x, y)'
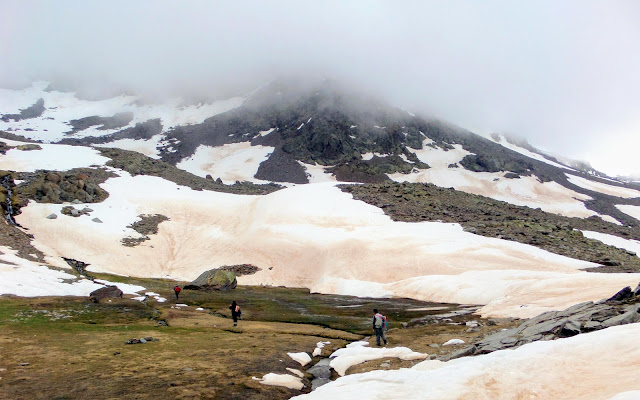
top-left (374, 313), bottom-right (387, 329)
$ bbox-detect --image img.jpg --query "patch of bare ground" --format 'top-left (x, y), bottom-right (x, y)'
top-left (0, 277), bottom-right (519, 399)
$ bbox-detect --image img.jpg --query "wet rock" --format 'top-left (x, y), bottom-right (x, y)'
top-left (311, 378), bottom-right (331, 391)
top-left (307, 360), bottom-right (331, 380)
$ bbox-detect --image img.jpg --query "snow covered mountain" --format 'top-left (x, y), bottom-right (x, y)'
top-left (2, 79), bottom-right (640, 398)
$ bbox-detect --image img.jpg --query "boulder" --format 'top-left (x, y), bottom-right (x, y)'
top-left (184, 269), bottom-right (237, 291)
top-left (89, 285), bottom-right (123, 302)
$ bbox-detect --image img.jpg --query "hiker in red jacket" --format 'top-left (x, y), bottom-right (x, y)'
top-left (173, 285), bottom-right (181, 300)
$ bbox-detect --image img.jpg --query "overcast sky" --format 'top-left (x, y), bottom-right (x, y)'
top-left (1, 1), bottom-right (639, 176)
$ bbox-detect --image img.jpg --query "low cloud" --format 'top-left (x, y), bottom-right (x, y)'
top-left (1, 1), bottom-right (639, 175)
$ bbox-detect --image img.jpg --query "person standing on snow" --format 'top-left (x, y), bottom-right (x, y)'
top-left (372, 308), bottom-right (387, 346)
top-left (230, 300), bottom-right (241, 326)
top-left (173, 285), bottom-right (181, 300)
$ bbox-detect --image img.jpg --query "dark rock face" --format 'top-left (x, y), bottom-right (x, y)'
top-left (89, 285), bottom-right (123, 302)
top-left (184, 269), bottom-right (237, 291)
top-left (448, 284), bottom-right (640, 360)
top-left (1, 99), bottom-right (45, 122)
top-left (254, 147), bottom-right (309, 184)
top-left (59, 119), bottom-right (163, 146)
top-left (68, 112), bottom-right (134, 134)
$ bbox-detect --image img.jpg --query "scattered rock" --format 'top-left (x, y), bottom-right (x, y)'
top-left (92, 218), bottom-right (103, 223)
top-left (126, 337), bottom-right (159, 345)
top-left (45, 213), bottom-right (57, 219)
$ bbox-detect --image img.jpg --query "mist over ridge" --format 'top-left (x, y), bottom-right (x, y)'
top-left (1, 0), bottom-right (639, 175)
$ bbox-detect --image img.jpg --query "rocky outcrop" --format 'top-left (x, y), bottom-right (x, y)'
top-left (89, 285), bottom-right (123, 302)
top-left (217, 264), bottom-right (261, 276)
top-left (449, 284), bottom-right (640, 360)
top-left (184, 269), bottom-right (237, 291)
top-left (121, 214), bottom-right (169, 247)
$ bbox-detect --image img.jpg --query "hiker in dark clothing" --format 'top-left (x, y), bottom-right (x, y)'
top-left (173, 285), bottom-right (181, 300)
top-left (372, 308), bottom-right (387, 346)
top-left (229, 301), bottom-right (241, 326)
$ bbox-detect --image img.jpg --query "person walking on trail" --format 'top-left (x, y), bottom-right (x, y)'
top-left (373, 309), bottom-right (387, 346)
top-left (173, 285), bottom-right (181, 300)
top-left (230, 301), bottom-right (241, 326)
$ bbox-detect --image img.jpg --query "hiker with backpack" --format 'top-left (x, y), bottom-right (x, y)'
top-left (372, 308), bottom-right (387, 346)
top-left (173, 285), bottom-right (181, 300)
top-left (229, 300), bottom-right (241, 326)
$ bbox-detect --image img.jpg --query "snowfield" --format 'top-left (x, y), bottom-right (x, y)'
top-left (94, 135), bottom-right (164, 159)
top-left (176, 142), bottom-right (274, 183)
top-left (15, 174), bottom-right (640, 319)
top-left (616, 205), bottom-right (640, 222)
top-left (489, 133), bottom-right (576, 171)
top-left (0, 246), bottom-right (144, 297)
top-left (0, 81), bottom-right (243, 142)
top-left (292, 323), bottom-right (640, 400)
top-left (0, 139), bottom-right (109, 172)
top-left (389, 142), bottom-right (612, 221)
top-left (566, 173), bottom-right (640, 199)
top-left (580, 230), bottom-right (640, 257)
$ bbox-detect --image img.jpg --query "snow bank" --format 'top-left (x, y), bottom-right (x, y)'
top-left (491, 133), bottom-right (576, 171)
top-left (287, 352), bottom-right (312, 367)
top-left (293, 323), bottom-right (640, 400)
top-left (442, 339), bottom-right (465, 346)
top-left (0, 139), bottom-right (109, 172)
top-left (254, 373), bottom-right (304, 390)
top-left (0, 246), bottom-right (144, 297)
top-left (616, 205), bottom-right (640, 222)
top-left (95, 135), bottom-right (164, 159)
top-left (176, 142), bottom-right (274, 184)
top-left (313, 341), bottom-right (331, 356)
top-left (581, 231), bottom-right (640, 256)
top-left (299, 161), bottom-right (337, 183)
top-left (329, 345), bottom-right (428, 376)
top-left (566, 174), bottom-right (640, 198)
